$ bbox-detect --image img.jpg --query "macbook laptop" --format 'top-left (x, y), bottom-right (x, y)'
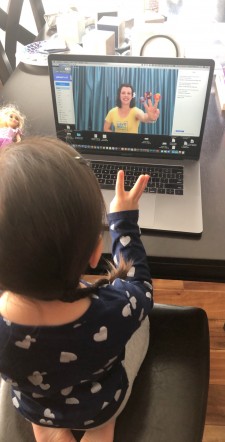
top-left (48, 54), bottom-right (214, 234)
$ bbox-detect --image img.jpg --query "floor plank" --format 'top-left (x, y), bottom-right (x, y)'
top-left (154, 289), bottom-right (225, 320)
top-left (203, 425), bottom-right (225, 442)
top-left (210, 350), bottom-right (225, 385)
top-left (209, 319), bottom-right (225, 349)
top-left (206, 385), bottom-right (225, 425)
top-left (183, 281), bottom-right (225, 292)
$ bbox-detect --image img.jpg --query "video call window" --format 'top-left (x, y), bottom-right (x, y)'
top-left (71, 64), bottom-right (177, 135)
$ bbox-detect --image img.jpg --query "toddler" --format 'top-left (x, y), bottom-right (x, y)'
top-left (0, 137), bottom-right (153, 442)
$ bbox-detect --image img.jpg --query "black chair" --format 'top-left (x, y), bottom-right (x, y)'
top-left (72, 304), bottom-right (209, 441)
top-left (114, 304), bottom-right (209, 442)
top-left (0, 304), bottom-right (209, 442)
top-left (0, 0), bottom-right (45, 84)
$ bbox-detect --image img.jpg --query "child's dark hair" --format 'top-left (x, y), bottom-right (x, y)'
top-left (116, 83), bottom-right (136, 108)
top-left (0, 137), bottom-right (130, 302)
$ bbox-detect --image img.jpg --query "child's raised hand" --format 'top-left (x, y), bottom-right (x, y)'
top-left (110, 170), bottom-right (150, 213)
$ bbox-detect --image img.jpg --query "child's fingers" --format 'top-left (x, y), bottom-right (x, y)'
top-left (139, 175), bottom-right (150, 195)
top-left (115, 170), bottom-right (125, 196)
top-left (130, 175), bottom-right (150, 200)
top-left (115, 171), bottom-right (149, 200)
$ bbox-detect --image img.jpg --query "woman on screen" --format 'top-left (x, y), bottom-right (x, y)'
top-left (103, 84), bottom-right (160, 133)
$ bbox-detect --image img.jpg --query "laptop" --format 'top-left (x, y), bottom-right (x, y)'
top-left (48, 54), bottom-right (214, 234)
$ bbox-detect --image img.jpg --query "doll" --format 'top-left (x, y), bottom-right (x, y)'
top-left (139, 92), bottom-right (161, 105)
top-left (0, 105), bottom-right (25, 147)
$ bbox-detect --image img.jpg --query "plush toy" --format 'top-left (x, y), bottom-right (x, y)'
top-left (140, 92), bottom-right (161, 104)
top-left (140, 91), bottom-right (152, 103)
top-left (0, 105), bottom-right (25, 147)
top-left (144, 91), bottom-right (152, 100)
top-left (154, 93), bottom-right (161, 103)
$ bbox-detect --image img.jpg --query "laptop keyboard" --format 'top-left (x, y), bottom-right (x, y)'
top-left (91, 161), bottom-right (184, 195)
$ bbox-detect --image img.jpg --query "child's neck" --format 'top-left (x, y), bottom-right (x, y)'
top-left (0, 290), bottom-right (91, 326)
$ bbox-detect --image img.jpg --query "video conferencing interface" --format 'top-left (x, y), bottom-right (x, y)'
top-left (50, 58), bottom-right (212, 159)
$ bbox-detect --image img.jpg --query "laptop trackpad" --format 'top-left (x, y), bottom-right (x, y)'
top-left (102, 190), bottom-right (156, 230)
top-left (138, 193), bottom-right (156, 229)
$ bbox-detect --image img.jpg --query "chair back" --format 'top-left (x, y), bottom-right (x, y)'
top-left (114, 304), bottom-right (209, 442)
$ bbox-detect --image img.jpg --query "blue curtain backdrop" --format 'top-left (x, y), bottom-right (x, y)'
top-left (72, 65), bottom-right (178, 135)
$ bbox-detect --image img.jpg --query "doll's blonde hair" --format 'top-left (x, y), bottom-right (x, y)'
top-left (0, 105), bottom-right (25, 130)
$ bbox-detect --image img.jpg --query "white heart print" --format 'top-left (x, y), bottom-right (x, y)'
top-left (32, 393), bottom-right (44, 399)
top-left (102, 402), bottom-right (109, 409)
top-left (120, 236), bottom-right (131, 247)
top-left (44, 408), bottom-right (55, 419)
top-left (91, 382), bottom-right (102, 393)
top-left (12, 397), bottom-right (20, 408)
top-left (127, 266), bottom-right (135, 277)
top-left (15, 335), bottom-right (36, 349)
top-left (61, 386), bottom-right (73, 396)
top-left (139, 308), bottom-right (144, 322)
top-left (84, 420), bottom-right (94, 426)
top-left (104, 356), bottom-right (118, 368)
top-left (122, 304), bottom-right (132, 317)
top-left (144, 281), bottom-right (153, 291)
top-left (60, 352), bottom-right (77, 363)
top-left (40, 383), bottom-right (50, 390)
top-left (93, 326), bottom-right (108, 342)
top-left (93, 368), bottom-right (104, 375)
top-left (114, 389), bottom-right (122, 401)
top-left (40, 419), bottom-right (53, 425)
top-left (28, 371), bottom-right (43, 386)
top-left (146, 291), bottom-right (152, 299)
top-left (14, 390), bottom-right (21, 400)
top-left (110, 223), bottom-right (115, 230)
top-left (113, 254), bottom-right (118, 265)
top-left (130, 296), bottom-right (137, 309)
top-left (65, 397), bottom-right (79, 404)
top-left (28, 371), bottom-right (50, 390)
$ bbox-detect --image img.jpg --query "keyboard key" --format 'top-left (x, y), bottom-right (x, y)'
top-left (91, 160), bottom-right (183, 195)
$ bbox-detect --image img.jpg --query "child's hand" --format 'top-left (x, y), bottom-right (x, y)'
top-left (110, 170), bottom-right (150, 213)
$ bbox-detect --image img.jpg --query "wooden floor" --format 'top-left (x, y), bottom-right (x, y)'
top-left (152, 278), bottom-right (225, 442)
top-left (85, 275), bottom-right (225, 442)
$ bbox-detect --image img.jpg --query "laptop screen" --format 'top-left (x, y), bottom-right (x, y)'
top-left (48, 54), bottom-right (214, 160)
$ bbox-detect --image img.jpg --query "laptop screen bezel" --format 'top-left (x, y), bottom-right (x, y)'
top-left (48, 54), bottom-right (215, 161)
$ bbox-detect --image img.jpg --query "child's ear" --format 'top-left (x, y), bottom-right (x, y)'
top-left (89, 236), bottom-right (103, 269)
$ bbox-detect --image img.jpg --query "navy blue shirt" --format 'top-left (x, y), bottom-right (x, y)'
top-left (0, 210), bottom-right (153, 429)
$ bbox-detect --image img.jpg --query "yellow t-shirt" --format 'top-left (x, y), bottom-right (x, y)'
top-left (105, 107), bottom-right (140, 133)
